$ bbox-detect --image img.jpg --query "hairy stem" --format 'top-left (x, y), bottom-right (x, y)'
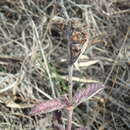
top-left (68, 65), bottom-right (73, 102)
top-left (67, 109), bottom-right (73, 130)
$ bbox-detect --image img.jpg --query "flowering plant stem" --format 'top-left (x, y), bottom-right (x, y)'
top-left (66, 20), bottom-right (74, 129)
top-left (67, 108), bottom-right (73, 130)
top-left (60, 0), bottom-right (74, 129)
top-left (66, 21), bottom-right (74, 129)
top-left (68, 65), bottom-right (73, 101)
top-left (66, 64), bottom-right (73, 130)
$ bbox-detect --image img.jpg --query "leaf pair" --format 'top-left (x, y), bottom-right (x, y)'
top-left (30, 83), bottom-right (105, 115)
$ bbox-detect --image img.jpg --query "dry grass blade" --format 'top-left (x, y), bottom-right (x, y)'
top-left (5, 100), bottom-right (34, 108)
top-left (31, 19), bottom-right (56, 98)
top-left (59, 75), bottom-right (99, 83)
top-left (76, 128), bottom-right (90, 130)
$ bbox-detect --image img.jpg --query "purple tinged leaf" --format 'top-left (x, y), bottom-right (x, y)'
top-left (30, 96), bottom-right (68, 115)
top-left (73, 83), bottom-right (105, 106)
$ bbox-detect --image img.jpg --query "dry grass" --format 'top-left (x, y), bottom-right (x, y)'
top-left (0, 0), bottom-right (130, 129)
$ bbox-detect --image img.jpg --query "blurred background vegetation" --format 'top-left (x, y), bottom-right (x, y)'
top-left (0, 0), bottom-right (130, 129)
